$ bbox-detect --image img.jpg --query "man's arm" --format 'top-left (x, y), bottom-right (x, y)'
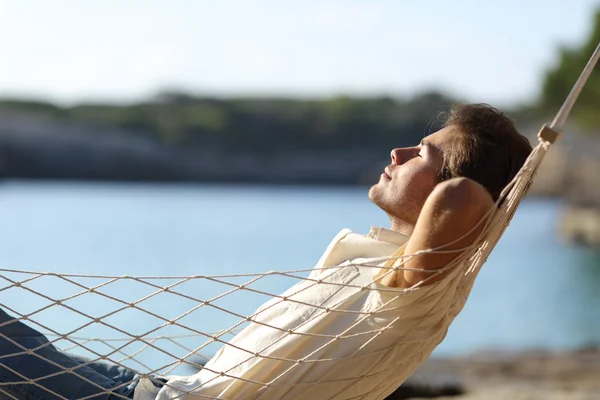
top-left (384, 177), bottom-right (494, 288)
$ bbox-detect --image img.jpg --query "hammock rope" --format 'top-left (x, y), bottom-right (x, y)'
top-left (0, 40), bottom-right (598, 400)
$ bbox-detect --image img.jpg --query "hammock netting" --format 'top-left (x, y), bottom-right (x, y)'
top-left (0, 42), bottom-right (598, 400)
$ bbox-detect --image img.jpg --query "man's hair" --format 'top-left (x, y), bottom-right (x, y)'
top-left (440, 103), bottom-right (533, 202)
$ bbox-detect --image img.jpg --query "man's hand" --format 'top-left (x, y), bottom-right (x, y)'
top-left (386, 177), bottom-right (494, 288)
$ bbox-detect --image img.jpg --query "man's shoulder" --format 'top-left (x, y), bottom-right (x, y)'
top-left (311, 229), bottom-right (359, 271)
top-left (321, 229), bottom-right (400, 266)
top-left (333, 228), bottom-right (355, 241)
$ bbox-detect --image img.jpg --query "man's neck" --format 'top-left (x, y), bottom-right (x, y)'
top-left (389, 218), bottom-right (415, 236)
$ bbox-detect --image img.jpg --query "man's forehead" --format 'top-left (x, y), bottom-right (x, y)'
top-left (419, 127), bottom-right (461, 162)
top-left (421, 126), bottom-right (459, 147)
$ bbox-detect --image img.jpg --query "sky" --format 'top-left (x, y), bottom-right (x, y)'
top-left (0, 0), bottom-right (598, 106)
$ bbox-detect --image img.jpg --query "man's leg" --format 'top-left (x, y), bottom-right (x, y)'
top-left (67, 355), bottom-right (168, 398)
top-left (0, 309), bottom-right (136, 399)
top-left (68, 354), bottom-right (140, 395)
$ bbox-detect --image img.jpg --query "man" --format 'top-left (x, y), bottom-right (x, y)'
top-left (0, 104), bottom-right (532, 400)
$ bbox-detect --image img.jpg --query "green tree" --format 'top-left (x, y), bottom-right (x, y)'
top-left (540, 10), bottom-right (600, 129)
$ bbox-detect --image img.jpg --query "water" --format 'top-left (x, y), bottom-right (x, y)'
top-left (0, 181), bottom-right (599, 373)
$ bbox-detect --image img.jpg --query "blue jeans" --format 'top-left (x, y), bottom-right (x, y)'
top-left (0, 309), bottom-right (139, 399)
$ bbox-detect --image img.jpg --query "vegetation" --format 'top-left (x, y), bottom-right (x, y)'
top-left (0, 91), bottom-right (461, 153)
top-left (538, 10), bottom-right (600, 129)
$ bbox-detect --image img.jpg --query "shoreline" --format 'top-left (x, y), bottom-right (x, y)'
top-left (393, 347), bottom-right (600, 399)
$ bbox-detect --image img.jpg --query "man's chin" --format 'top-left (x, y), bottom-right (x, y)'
top-left (368, 184), bottom-right (383, 207)
top-left (369, 186), bottom-right (401, 217)
top-left (367, 184), bottom-right (377, 202)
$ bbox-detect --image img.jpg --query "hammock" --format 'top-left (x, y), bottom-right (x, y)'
top-left (0, 42), bottom-right (598, 400)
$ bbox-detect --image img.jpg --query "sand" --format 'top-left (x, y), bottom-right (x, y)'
top-left (396, 347), bottom-right (600, 399)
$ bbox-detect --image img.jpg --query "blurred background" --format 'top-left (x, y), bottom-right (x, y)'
top-left (0, 1), bottom-right (599, 399)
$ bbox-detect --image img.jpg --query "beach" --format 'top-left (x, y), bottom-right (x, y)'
top-left (395, 348), bottom-right (600, 399)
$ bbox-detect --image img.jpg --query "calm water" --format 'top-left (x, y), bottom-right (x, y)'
top-left (0, 181), bottom-right (599, 372)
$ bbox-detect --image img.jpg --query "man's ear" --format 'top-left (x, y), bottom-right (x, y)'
top-left (437, 165), bottom-right (452, 183)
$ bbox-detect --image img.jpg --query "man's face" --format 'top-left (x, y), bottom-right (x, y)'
top-left (369, 126), bottom-right (459, 227)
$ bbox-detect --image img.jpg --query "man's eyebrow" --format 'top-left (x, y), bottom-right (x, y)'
top-left (420, 139), bottom-right (440, 155)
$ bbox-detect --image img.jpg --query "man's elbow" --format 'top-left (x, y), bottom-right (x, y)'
top-left (429, 177), bottom-right (494, 224)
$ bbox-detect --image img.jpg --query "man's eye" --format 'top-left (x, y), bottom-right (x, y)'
top-left (415, 152), bottom-right (422, 158)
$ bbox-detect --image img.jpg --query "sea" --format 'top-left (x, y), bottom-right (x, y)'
top-left (0, 181), bottom-right (598, 374)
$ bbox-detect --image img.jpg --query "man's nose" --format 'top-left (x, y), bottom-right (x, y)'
top-left (390, 148), bottom-right (405, 165)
